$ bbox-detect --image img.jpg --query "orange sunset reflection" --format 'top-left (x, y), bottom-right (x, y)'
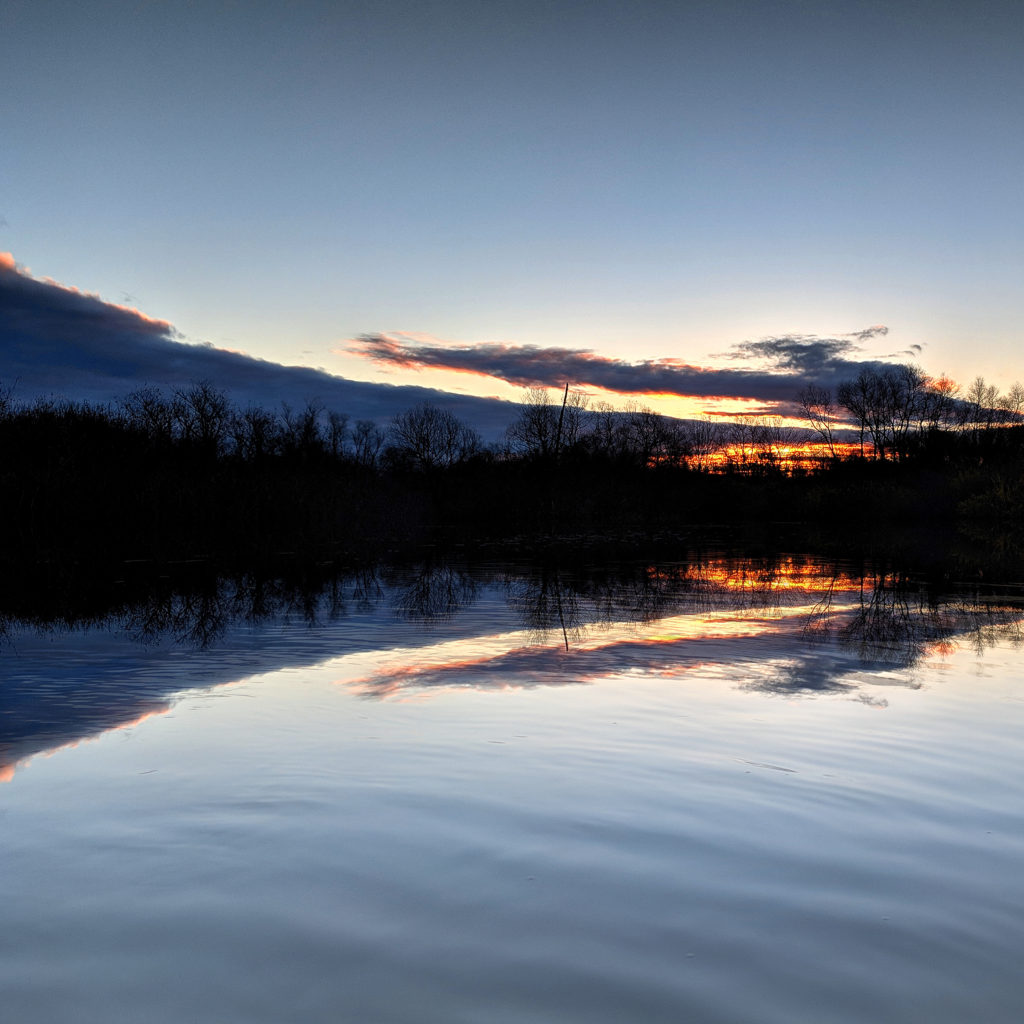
top-left (333, 559), bottom-right (1024, 703)
top-left (336, 557), bottom-right (874, 701)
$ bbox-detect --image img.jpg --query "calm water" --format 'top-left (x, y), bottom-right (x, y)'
top-left (2, 557), bottom-right (1023, 1023)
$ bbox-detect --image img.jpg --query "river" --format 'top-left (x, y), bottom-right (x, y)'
top-left (2, 555), bottom-right (1023, 1022)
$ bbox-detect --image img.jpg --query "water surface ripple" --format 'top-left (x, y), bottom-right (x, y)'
top-left (2, 557), bottom-right (1023, 1022)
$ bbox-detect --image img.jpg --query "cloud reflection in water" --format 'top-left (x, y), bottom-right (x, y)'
top-left (2, 558), bottom-right (1022, 779)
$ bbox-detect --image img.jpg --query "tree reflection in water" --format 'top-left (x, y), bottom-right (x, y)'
top-left (384, 564), bottom-right (479, 623)
top-left (3, 556), bottom-right (1024, 778)
top-left (802, 570), bottom-right (1024, 666)
top-left (4, 557), bottom-right (1023, 666)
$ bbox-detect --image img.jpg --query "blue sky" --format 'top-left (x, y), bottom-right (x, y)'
top-left (2, 0), bottom-right (1022, 418)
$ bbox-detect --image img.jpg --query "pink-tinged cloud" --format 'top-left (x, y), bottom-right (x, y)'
top-left (340, 611), bottom-right (923, 702)
top-left (1, 250), bottom-right (176, 334)
top-left (347, 330), bottom-right (896, 408)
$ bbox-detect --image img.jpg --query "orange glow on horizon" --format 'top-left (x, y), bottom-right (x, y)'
top-left (670, 558), bottom-right (865, 592)
top-left (693, 440), bottom-right (867, 470)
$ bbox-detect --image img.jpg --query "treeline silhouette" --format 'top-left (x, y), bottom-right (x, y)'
top-left (799, 365), bottom-right (1024, 461)
top-left (2, 375), bottom-right (1023, 565)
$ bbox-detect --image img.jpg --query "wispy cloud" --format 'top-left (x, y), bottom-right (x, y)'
top-left (849, 324), bottom-right (889, 342)
top-left (348, 327), bottom-right (897, 409)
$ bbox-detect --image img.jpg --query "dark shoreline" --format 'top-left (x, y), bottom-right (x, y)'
top-left (3, 387), bottom-right (1023, 583)
top-left (5, 520), bottom-right (1024, 637)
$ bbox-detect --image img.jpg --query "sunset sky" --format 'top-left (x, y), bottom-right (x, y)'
top-left (3, 0), bottom-right (1022, 420)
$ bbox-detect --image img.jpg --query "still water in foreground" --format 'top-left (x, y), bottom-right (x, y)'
top-left (2, 556), bottom-right (1023, 1023)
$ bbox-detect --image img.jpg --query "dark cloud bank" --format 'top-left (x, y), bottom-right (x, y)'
top-left (351, 326), bottom-right (900, 416)
top-left (2, 253), bottom-right (900, 433)
top-left (0, 257), bottom-right (515, 435)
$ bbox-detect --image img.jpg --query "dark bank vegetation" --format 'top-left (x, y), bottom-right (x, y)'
top-left (1, 367), bottom-right (1023, 569)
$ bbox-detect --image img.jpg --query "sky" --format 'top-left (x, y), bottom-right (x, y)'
top-left (2, 0), bottom-right (1022, 421)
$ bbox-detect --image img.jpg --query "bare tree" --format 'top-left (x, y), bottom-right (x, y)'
top-left (886, 364), bottom-right (928, 459)
top-left (754, 415), bottom-right (787, 466)
top-left (623, 403), bottom-right (667, 466)
top-left (684, 416), bottom-right (722, 472)
top-left (230, 404), bottom-right (280, 461)
top-left (918, 374), bottom-right (960, 434)
top-left (558, 386), bottom-right (589, 450)
top-left (587, 400), bottom-right (625, 459)
top-left (351, 419), bottom-right (385, 469)
top-left (506, 387), bottom-right (558, 459)
top-left (388, 402), bottom-right (481, 470)
top-left (837, 365), bottom-right (928, 460)
top-left (120, 386), bottom-right (179, 443)
top-left (837, 371), bottom-right (873, 457)
top-left (997, 382), bottom-right (1024, 423)
top-left (506, 385), bottom-right (588, 460)
top-left (797, 384), bottom-right (840, 459)
top-left (964, 375), bottom-right (1000, 437)
top-left (175, 381), bottom-right (231, 457)
top-left (326, 410), bottom-right (349, 459)
top-left (726, 416), bottom-right (760, 468)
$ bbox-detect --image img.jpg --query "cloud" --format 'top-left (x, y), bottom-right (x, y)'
top-left (726, 335), bottom-right (859, 375)
top-left (883, 342), bottom-right (924, 360)
top-left (348, 328), bottom-right (897, 409)
top-left (849, 324), bottom-right (889, 342)
top-left (0, 255), bottom-right (515, 435)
